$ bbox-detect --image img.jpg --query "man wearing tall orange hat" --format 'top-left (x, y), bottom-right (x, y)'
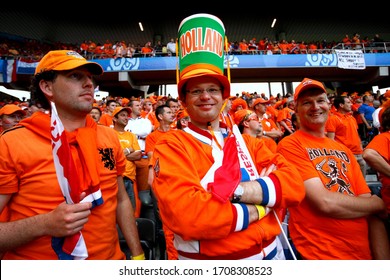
top-left (150, 13), bottom-right (304, 260)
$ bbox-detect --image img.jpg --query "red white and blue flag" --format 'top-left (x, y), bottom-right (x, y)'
top-left (50, 102), bottom-right (96, 260)
top-left (1, 59), bottom-right (17, 83)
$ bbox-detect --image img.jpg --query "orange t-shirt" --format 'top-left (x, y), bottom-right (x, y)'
top-left (325, 111), bottom-right (363, 155)
top-left (277, 107), bottom-right (294, 132)
top-left (266, 105), bottom-right (279, 124)
top-left (352, 103), bottom-right (363, 124)
top-left (239, 41), bottom-right (248, 54)
top-left (145, 129), bottom-right (168, 160)
top-left (261, 117), bottom-right (279, 132)
top-left (0, 113), bottom-right (127, 259)
top-left (365, 132), bottom-right (390, 213)
top-left (115, 130), bottom-right (141, 217)
top-left (261, 136), bottom-right (277, 153)
top-left (277, 130), bottom-right (372, 259)
top-left (99, 113), bottom-right (114, 128)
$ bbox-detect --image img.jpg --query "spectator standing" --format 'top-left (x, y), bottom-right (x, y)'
top-left (103, 39), bottom-right (113, 52)
top-left (141, 42), bottom-right (154, 57)
top-left (145, 104), bottom-right (175, 260)
top-left (248, 38), bottom-right (258, 54)
top-left (165, 97), bottom-right (180, 129)
top-left (125, 99), bottom-right (153, 192)
top-left (326, 95), bottom-right (367, 177)
top-left (277, 78), bottom-right (388, 259)
top-left (154, 40), bottom-right (163, 57)
top-left (342, 34), bottom-right (352, 49)
top-left (352, 96), bottom-right (364, 139)
top-left (87, 40), bottom-right (97, 59)
top-left (252, 98), bottom-right (283, 142)
top-left (114, 41), bottom-right (125, 58)
top-left (80, 40), bottom-right (89, 57)
top-left (298, 41), bottom-right (307, 54)
top-left (145, 104), bottom-right (174, 166)
top-left (372, 34), bottom-right (384, 50)
top-left (166, 38), bottom-right (176, 56)
top-left (352, 33), bottom-right (362, 49)
top-left (0, 50), bottom-right (144, 260)
top-left (257, 38), bottom-right (267, 54)
top-left (239, 38), bottom-right (249, 54)
top-left (112, 106), bottom-right (143, 218)
top-left (99, 99), bottom-right (118, 128)
top-left (358, 94), bottom-right (376, 144)
top-left (141, 98), bottom-right (158, 129)
top-left (126, 42), bottom-right (136, 58)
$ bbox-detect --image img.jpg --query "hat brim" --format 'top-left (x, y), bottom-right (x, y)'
top-left (113, 107), bottom-right (131, 117)
top-left (253, 99), bottom-right (271, 107)
top-left (294, 84), bottom-right (326, 101)
top-left (178, 70), bottom-right (230, 101)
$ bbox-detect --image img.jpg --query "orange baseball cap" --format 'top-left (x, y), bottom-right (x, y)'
top-left (0, 104), bottom-right (26, 117)
top-left (112, 106), bottom-right (131, 117)
top-left (294, 78), bottom-right (326, 101)
top-left (35, 50), bottom-right (103, 75)
top-left (252, 98), bottom-right (270, 108)
top-left (384, 89), bottom-right (390, 99)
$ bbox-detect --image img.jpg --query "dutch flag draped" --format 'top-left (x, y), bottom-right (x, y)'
top-left (50, 102), bottom-right (88, 260)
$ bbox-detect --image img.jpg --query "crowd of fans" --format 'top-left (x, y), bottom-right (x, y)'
top-left (0, 33), bottom-right (388, 62)
top-left (1, 79), bottom-right (390, 259)
top-left (1, 87), bottom-right (385, 146)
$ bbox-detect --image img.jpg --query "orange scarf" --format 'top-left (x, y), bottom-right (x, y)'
top-left (20, 112), bottom-right (101, 201)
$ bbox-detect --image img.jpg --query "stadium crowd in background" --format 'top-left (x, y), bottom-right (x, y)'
top-left (0, 32), bottom-right (388, 62)
top-left (0, 14), bottom-right (389, 261)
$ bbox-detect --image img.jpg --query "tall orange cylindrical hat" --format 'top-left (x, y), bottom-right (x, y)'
top-left (177, 13), bottom-right (230, 101)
